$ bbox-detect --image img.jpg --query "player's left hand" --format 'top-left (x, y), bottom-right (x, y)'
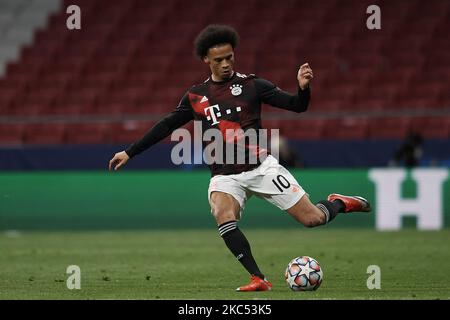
top-left (109, 151), bottom-right (130, 171)
top-left (298, 63), bottom-right (313, 90)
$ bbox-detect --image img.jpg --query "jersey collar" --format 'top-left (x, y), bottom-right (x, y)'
top-left (207, 71), bottom-right (236, 84)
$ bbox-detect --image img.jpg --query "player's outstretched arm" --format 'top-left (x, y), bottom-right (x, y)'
top-left (255, 63), bottom-right (313, 113)
top-left (109, 151), bottom-right (129, 171)
top-left (108, 97), bottom-right (193, 171)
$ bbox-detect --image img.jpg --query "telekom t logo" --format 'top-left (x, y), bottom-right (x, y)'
top-left (204, 104), bottom-right (221, 125)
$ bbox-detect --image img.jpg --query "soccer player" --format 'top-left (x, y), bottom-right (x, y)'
top-left (109, 25), bottom-right (371, 292)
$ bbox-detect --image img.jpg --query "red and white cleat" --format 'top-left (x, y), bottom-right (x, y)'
top-left (236, 275), bottom-right (273, 292)
top-left (327, 193), bottom-right (371, 213)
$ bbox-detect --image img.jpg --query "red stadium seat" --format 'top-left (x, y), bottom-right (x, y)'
top-left (6, 61), bottom-right (42, 78)
top-left (410, 117), bottom-right (450, 139)
top-left (281, 119), bottom-right (325, 140)
top-left (0, 124), bottom-right (25, 145)
top-left (24, 123), bottom-right (66, 144)
top-left (0, 87), bottom-right (20, 113)
top-left (368, 118), bottom-right (412, 139)
top-left (387, 52), bottom-right (425, 69)
top-left (50, 99), bottom-right (84, 115)
top-left (65, 123), bottom-right (110, 144)
top-left (323, 119), bottom-right (369, 139)
top-left (110, 121), bottom-right (157, 144)
top-left (438, 88), bottom-right (450, 107)
top-left (310, 82), bottom-right (359, 111)
top-left (368, 70), bottom-right (416, 89)
top-left (0, 0), bottom-right (448, 145)
top-left (352, 84), bottom-right (399, 110)
top-left (393, 84), bottom-right (442, 109)
top-left (321, 69), bottom-right (372, 88)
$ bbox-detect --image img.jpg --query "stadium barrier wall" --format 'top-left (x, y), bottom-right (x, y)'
top-left (1, 169), bottom-right (449, 230)
top-left (1, 139), bottom-right (450, 170)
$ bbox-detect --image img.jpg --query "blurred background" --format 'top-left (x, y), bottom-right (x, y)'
top-left (0, 0), bottom-right (449, 229)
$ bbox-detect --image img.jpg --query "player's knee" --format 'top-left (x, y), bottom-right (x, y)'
top-left (302, 215), bottom-right (324, 228)
top-left (309, 209), bottom-right (327, 227)
top-left (293, 208), bottom-right (325, 228)
top-left (211, 207), bottom-right (237, 224)
top-left (287, 196), bottom-right (325, 228)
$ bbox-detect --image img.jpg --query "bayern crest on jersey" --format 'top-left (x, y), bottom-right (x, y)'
top-left (230, 84), bottom-right (243, 96)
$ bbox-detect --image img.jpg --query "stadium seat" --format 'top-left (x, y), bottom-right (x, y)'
top-left (24, 123), bottom-right (66, 144)
top-left (438, 88), bottom-right (450, 107)
top-left (319, 83), bottom-right (358, 111)
top-left (410, 117), bottom-right (450, 139)
top-left (368, 118), bottom-right (412, 139)
top-left (0, 87), bottom-right (19, 112)
top-left (323, 119), bottom-right (369, 139)
top-left (0, 123), bottom-right (25, 145)
top-left (393, 84), bottom-right (442, 109)
top-left (281, 119), bottom-right (325, 140)
top-left (65, 123), bottom-right (110, 144)
top-left (0, 0), bottom-right (448, 145)
top-left (50, 99), bottom-right (83, 115)
top-left (352, 84), bottom-right (398, 110)
top-left (110, 121), bottom-right (156, 144)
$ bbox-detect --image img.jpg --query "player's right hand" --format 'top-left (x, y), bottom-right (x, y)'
top-left (109, 151), bottom-right (130, 171)
top-left (298, 63), bottom-right (313, 90)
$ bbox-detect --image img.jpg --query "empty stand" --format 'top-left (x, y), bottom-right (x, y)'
top-left (109, 121), bottom-right (156, 144)
top-left (278, 119), bottom-right (326, 140)
top-left (23, 123), bottom-right (66, 144)
top-left (0, 123), bottom-right (25, 145)
top-left (0, 0), bottom-right (449, 144)
top-left (368, 117), bottom-right (412, 139)
top-left (323, 118), bottom-right (369, 139)
top-left (410, 117), bottom-right (450, 139)
top-left (65, 123), bottom-right (110, 144)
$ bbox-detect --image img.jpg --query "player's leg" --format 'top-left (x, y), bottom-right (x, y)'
top-left (247, 155), bottom-right (370, 228)
top-left (210, 192), bottom-right (260, 277)
top-left (287, 193), bottom-right (371, 227)
top-left (209, 189), bottom-right (271, 291)
top-left (286, 194), bottom-right (343, 227)
top-left (210, 191), bottom-right (240, 224)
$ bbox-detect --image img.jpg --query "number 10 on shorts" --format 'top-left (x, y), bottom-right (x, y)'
top-left (272, 175), bottom-right (291, 192)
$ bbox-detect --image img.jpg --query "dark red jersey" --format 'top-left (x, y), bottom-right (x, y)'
top-left (126, 71), bottom-right (310, 176)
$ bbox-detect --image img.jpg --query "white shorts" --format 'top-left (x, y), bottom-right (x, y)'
top-left (208, 155), bottom-right (306, 216)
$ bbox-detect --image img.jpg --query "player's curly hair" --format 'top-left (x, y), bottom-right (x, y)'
top-left (194, 24), bottom-right (239, 59)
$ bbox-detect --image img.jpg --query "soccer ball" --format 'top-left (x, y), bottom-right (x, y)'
top-left (285, 256), bottom-right (323, 291)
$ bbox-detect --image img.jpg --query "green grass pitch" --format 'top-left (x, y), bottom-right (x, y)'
top-left (1, 229), bottom-right (449, 300)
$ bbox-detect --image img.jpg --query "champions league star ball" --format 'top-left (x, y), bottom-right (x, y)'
top-left (285, 256), bottom-right (323, 291)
